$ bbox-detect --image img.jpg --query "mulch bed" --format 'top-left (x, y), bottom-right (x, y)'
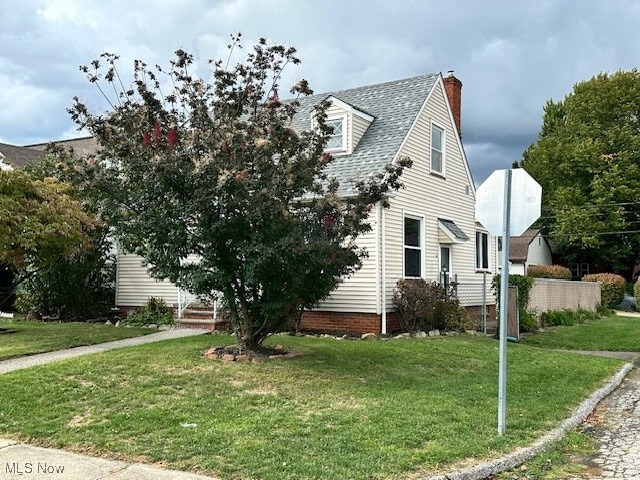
top-left (204, 344), bottom-right (302, 362)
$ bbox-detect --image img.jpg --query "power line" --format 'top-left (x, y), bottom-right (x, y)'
top-left (543, 229), bottom-right (640, 238)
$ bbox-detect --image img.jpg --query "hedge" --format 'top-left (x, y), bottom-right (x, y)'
top-left (526, 264), bottom-right (572, 280)
top-left (582, 273), bottom-right (625, 308)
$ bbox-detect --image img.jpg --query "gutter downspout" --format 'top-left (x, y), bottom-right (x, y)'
top-left (381, 203), bottom-right (387, 335)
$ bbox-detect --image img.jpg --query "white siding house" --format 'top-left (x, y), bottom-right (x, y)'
top-left (288, 73), bottom-right (497, 333)
top-left (34, 73), bottom-right (497, 333)
top-left (500, 228), bottom-right (552, 276)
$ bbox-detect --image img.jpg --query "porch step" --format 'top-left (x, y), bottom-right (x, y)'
top-left (176, 317), bottom-right (231, 332)
top-left (181, 309), bottom-right (215, 320)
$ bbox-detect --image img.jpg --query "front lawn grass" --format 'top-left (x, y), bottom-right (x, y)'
top-left (522, 314), bottom-right (640, 352)
top-left (0, 321), bottom-right (155, 360)
top-left (0, 334), bottom-right (622, 480)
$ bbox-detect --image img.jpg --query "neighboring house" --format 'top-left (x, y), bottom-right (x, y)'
top-left (27, 136), bottom-right (98, 158)
top-left (498, 228), bottom-right (552, 276)
top-left (0, 142), bottom-right (45, 170)
top-left (32, 73), bottom-right (498, 334)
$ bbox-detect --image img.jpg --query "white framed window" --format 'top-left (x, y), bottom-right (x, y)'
top-left (431, 123), bottom-right (444, 175)
top-left (476, 231), bottom-right (490, 271)
top-left (326, 115), bottom-right (347, 152)
top-left (404, 213), bottom-right (425, 278)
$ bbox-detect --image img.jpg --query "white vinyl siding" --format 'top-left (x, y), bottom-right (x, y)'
top-left (527, 235), bottom-right (553, 266)
top-left (382, 80), bottom-right (494, 309)
top-left (115, 252), bottom-right (180, 307)
top-left (315, 204), bottom-right (380, 313)
top-left (352, 114), bottom-right (370, 150)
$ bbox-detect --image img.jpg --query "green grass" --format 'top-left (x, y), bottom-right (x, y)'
top-left (0, 321), bottom-right (155, 360)
top-left (0, 334), bottom-right (622, 480)
top-left (493, 430), bottom-right (597, 479)
top-left (523, 314), bottom-right (640, 351)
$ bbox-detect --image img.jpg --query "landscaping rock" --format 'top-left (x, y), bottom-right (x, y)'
top-left (204, 347), bottom-right (218, 359)
top-left (221, 354), bottom-right (236, 362)
top-left (115, 320), bottom-right (121, 327)
top-left (236, 354), bottom-right (250, 362)
top-left (361, 333), bottom-right (378, 340)
top-left (394, 333), bottom-right (411, 339)
top-left (428, 329), bottom-right (440, 337)
top-left (415, 331), bottom-right (427, 338)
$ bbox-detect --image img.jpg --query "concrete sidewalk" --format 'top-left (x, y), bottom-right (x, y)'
top-left (0, 439), bottom-right (218, 480)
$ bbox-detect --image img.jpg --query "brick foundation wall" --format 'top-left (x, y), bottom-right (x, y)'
top-left (464, 304), bottom-right (496, 324)
top-left (300, 311), bottom-right (402, 335)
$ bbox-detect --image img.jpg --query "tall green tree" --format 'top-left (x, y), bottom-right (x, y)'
top-left (0, 168), bottom-right (92, 271)
top-left (14, 148), bottom-right (116, 321)
top-left (69, 36), bottom-right (410, 351)
top-left (520, 70), bottom-right (640, 274)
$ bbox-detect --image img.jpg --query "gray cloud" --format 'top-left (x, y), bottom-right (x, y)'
top-left (2, 0), bottom-right (640, 182)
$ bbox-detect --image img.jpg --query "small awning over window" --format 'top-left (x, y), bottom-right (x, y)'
top-left (438, 219), bottom-right (469, 244)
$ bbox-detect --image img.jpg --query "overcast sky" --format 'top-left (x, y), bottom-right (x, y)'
top-left (2, 1), bottom-right (640, 185)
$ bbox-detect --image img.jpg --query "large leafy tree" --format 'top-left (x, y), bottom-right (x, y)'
top-left (0, 169), bottom-right (92, 270)
top-left (14, 148), bottom-right (116, 320)
top-left (520, 70), bottom-right (640, 274)
top-left (69, 36), bottom-right (410, 351)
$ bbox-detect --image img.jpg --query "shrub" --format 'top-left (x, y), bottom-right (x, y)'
top-left (582, 273), bottom-right (625, 308)
top-left (14, 236), bottom-right (115, 321)
top-left (519, 310), bottom-right (539, 332)
top-left (124, 297), bottom-right (174, 327)
top-left (540, 308), bottom-right (599, 327)
top-left (527, 264), bottom-right (572, 280)
top-left (634, 278), bottom-right (640, 305)
top-left (392, 279), bottom-right (467, 332)
top-left (492, 274), bottom-right (536, 334)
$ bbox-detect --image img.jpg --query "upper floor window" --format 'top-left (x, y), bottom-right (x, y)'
top-left (476, 231), bottom-right (490, 270)
top-left (404, 214), bottom-right (424, 278)
top-left (431, 124), bottom-right (444, 174)
top-left (326, 116), bottom-right (347, 151)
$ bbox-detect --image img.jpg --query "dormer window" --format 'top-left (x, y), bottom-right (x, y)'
top-left (326, 115), bottom-right (347, 152)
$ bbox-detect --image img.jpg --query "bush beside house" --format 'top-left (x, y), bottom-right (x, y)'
top-left (582, 273), bottom-right (625, 308)
top-left (392, 279), bottom-right (468, 333)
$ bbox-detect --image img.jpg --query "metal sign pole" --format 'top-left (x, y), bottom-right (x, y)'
top-left (498, 169), bottom-right (512, 436)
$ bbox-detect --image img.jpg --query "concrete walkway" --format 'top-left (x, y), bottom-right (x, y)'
top-left (0, 332), bottom-right (637, 480)
top-left (0, 328), bottom-right (210, 374)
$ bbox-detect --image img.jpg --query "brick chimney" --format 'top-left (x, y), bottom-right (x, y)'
top-left (443, 71), bottom-right (462, 138)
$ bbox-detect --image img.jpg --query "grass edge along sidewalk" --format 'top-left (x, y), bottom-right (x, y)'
top-left (0, 334), bottom-right (626, 480)
top-left (0, 321), bottom-right (157, 361)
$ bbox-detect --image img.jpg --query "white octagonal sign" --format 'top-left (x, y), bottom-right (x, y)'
top-left (475, 169), bottom-right (542, 236)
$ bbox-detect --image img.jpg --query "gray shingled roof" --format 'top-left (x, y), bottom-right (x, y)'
top-left (0, 143), bottom-right (45, 168)
top-left (509, 228), bottom-right (541, 262)
top-left (290, 73), bottom-right (439, 193)
top-left (438, 218), bottom-right (469, 240)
